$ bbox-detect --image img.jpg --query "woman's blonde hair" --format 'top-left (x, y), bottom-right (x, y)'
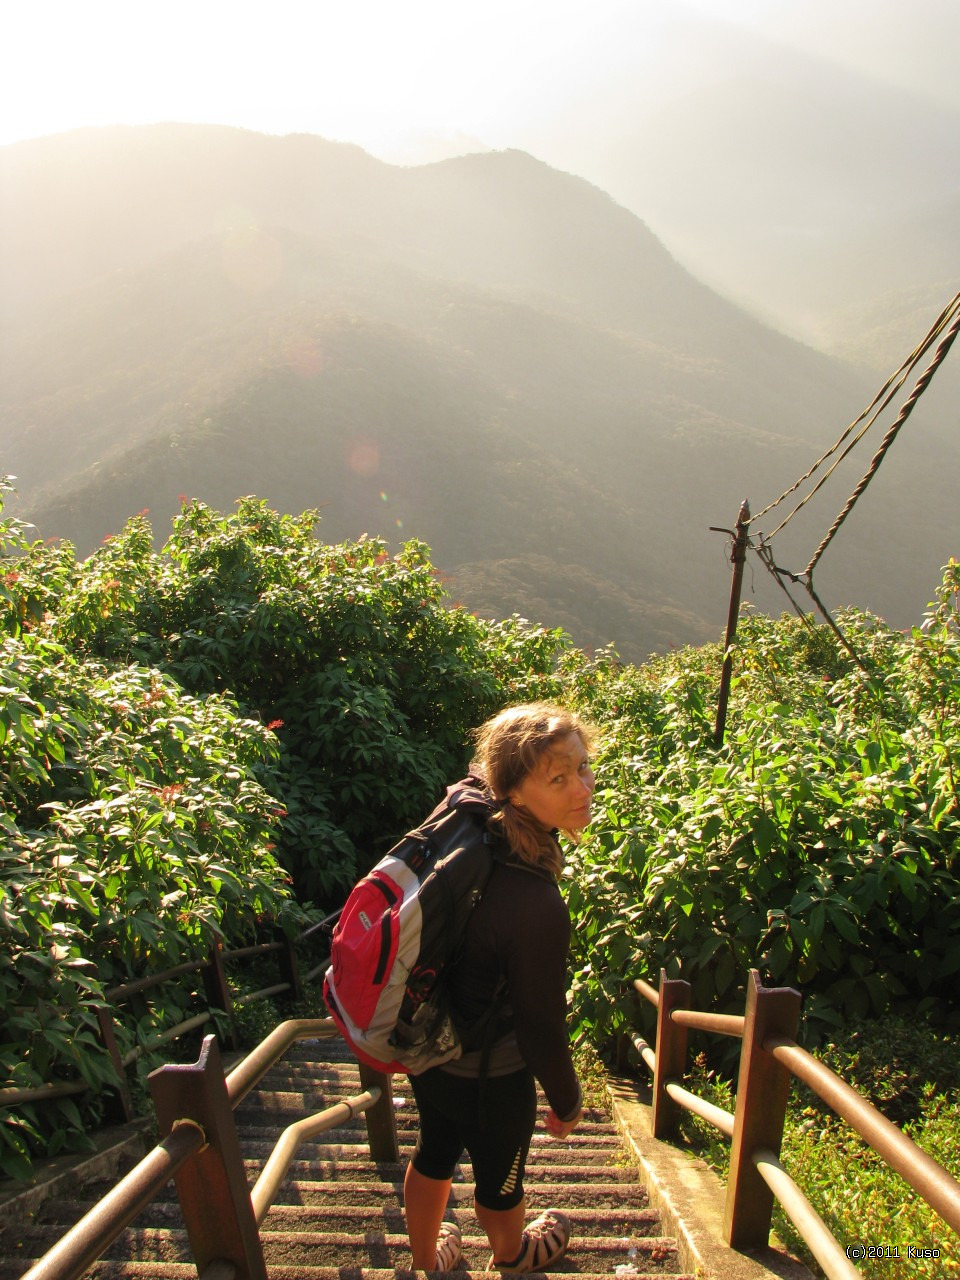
top-left (471, 701), bottom-right (595, 877)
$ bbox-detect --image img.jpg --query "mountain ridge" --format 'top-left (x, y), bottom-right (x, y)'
top-left (2, 124), bottom-right (955, 662)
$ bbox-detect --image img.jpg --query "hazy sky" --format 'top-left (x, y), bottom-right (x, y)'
top-left (3, 0), bottom-right (957, 340)
top-left (3, 0), bottom-right (956, 159)
top-left (0, 1), bottom-right (749, 153)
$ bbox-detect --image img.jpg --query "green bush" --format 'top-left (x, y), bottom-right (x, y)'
top-left (565, 565), bottom-right (960, 1049)
top-left (2, 482), bottom-right (573, 1177)
top-left (5, 463), bottom-right (960, 1225)
top-left (32, 496), bottom-right (569, 902)
top-left (0, 633), bottom-right (307, 1176)
top-left (2, 479), bottom-right (318, 1177)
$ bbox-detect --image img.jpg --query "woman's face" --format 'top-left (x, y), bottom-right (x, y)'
top-left (509, 731), bottom-right (595, 832)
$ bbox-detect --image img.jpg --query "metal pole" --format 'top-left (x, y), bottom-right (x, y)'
top-left (93, 1005), bottom-right (135, 1123)
top-left (713, 499), bottom-right (750, 748)
top-left (277, 929), bottom-right (304, 1003)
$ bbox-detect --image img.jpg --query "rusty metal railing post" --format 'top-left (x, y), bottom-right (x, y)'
top-left (651, 971), bottom-right (691, 1139)
top-left (723, 970), bottom-right (802, 1250)
top-left (149, 1035), bottom-right (267, 1280)
top-left (713, 498), bottom-right (750, 748)
top-left (358, 1060), bottom-right (399, 1163)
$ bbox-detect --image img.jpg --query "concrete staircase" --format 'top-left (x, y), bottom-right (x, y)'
top-left (0, 1035), bottom-right (695, 1279)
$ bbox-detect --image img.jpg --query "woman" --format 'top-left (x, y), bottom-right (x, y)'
top-left (403, 701), bottom-right (595, 1273)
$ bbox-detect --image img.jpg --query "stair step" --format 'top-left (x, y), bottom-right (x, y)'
top-left (50, 1175), bottom-right (649, 1214)
top-left (8, 1226), bottom-right (684, 1271)
top-left (268, 1179), bottom-right (651, 1208)
top-left (46, 1200), bottom-right (661, 1238)
top-left (235, 1103), bottom-right (614, 1131)
top-left (243, 1139), bottom-right (629, 1156)
top-left (261, 1229), bottom-right (684, 1271)
top-left (260, 1205), bottom-right (664, 1236)
top-left (240, 1136), bottom-right (626, 1163)
top-left (236, 1135), bottom-right (626, 1161)
top-left (241, 1158), bottom-right (644, 1184)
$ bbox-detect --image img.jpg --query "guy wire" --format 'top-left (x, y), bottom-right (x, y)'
top-left (749, 290), bottom-right (960, 538)
top-left (805, 299), bottom-right (960, 576)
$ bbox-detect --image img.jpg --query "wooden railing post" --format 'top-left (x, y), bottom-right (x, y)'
top-left (276, 930), bottom-right (304, 1003)
top-left (723, 970), bottom-right (802, 1250)
top-left (358, 1060), bottom-right (399, 1163)
top-left (651, 971), bottom-right (691, 1139)
top-left (149, 1035), bottom-right (267, 1280)
top-left (204, 942), bottom-right (240, 1050)
top-left (93, 1005), bottom-right (135, 1123)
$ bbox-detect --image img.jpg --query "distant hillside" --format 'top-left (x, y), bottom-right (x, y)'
top-left (508, 1), bottom-right (960, 349)
top-left (1, 125), bottom-right (956, 662)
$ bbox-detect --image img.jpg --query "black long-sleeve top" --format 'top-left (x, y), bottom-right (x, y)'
top-left (441, 853), bottom-right (582, 1123)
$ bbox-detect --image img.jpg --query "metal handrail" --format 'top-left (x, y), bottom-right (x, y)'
top-left (753, 1147), bottom-right (860, 1280)
top-left (670, 1009), bottom-right (745, 1037)
top-left (225, 1017), bottom-right (338, 1108)
top-left (302, 959), bottom-right (327, 984)
top-left (234, 982), bottom-right (291, 1007)
top-left (634, 978), bottom-right (745, 1037)
top-left (8, 927), bottom-right (328, 1110)
top-left (8, 1013), bottom-right (222, 1099)
top-left (105, 958), bottom-right (208, 1002)
top-left (766, 1034), bottom-right (960, 1234)
top-left (20, 1122), bottom-right (205, 1280)
top-left (665, 1080), bottom-right (735, 1138)
top-left (634, 976), bottom-right (660, 1006)
top-left (120, 1011), bottom-right (214, 1068)
top-left (0, 1078), bottom-right (89, 1106)
top-left (629, 1030), bottom-right (735, 1136)
top-left (631, 1032), bottom-right (656, 1074)
top-left (221, 941), bottom-right (284, 962)
top-left (250, 1088), bottom-right (381, 1225)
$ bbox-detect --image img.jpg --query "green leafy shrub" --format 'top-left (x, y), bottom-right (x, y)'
top-left (3, 481), bottom-right (575, 1177)
top-left (33, 497), bottom-right (569, 902)
top-left (565, 566), bottom-right (960, 1051)
top-left (0, 635), bottom-right (305, 1177)
top-left (2, 480), bottom-right (315, 1177)
top-left (6, 460), bottom-right (960, 1229)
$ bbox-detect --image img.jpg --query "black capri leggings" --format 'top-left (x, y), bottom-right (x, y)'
top-left (409, 1066), bottom-right (538, 1211)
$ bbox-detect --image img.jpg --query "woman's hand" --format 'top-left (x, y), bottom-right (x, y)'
top-left (545, 1107), bottom-right (582, 1140)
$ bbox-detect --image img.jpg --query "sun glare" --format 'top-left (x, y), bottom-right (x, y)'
top-left (0, 0), bottom-right (711, 152)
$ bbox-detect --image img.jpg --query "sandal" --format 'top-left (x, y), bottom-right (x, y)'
top-left (436, 1220), bottom-right (463, 1272)
top-left (490, 1209), bottom-right (571, 1273)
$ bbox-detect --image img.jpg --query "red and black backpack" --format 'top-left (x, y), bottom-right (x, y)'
top-left (322, 777), bottom-right (508, 1074)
